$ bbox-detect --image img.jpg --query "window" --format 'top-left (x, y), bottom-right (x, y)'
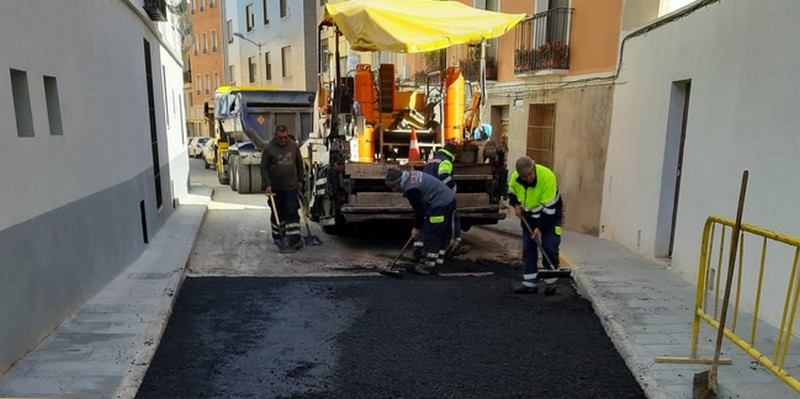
top-left (214, 72), bottom-right (220, 92)
top-left (190, 0), bottom-right (195, 14)
top-left (263, 0), bottom-right (269, 24)
top-left (10, 69), bottom-right (34, 137)
top-left (204, 74), bottom-right (210, 95)
top-left (202, 32), bottom-right (208, 54)
top-left (162, 66), bottom-right (169, 127)
top-left (199, 0), bottom-right (205, 12)
top-left (193, 40), bottom-right (198, 55)
top-left (228, 65), bottom-right (235, 84)
top-left (188, 92), bottom-right (193, 106)
top-left (265, 52), bottom-right (272, 80)
top-left (476, 0), bottom-right (499, 61)
top-left (210, 0), bottom-right (215, 9)
top-left (246, 4), bottom-right (254, 31)
top-left (44, 76), bottom-right (63, 135)
top-left (248, 56), bottom-right (256, 83)
top-left (211, 30), bottom-right (218, 52)
top-left (227, 20), bottom-right (233, 43)
top-left (281, 45), bottom-right (291, 77)
top-left (526, 104), bottom-right (556, 168)
top-left (280, 0), bottom-right (288, 17)
top-left (195, 74), bottom-right (201, 95)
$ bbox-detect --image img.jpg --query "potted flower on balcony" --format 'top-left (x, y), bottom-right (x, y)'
top-left (537, 41), bottom-right (569, 69)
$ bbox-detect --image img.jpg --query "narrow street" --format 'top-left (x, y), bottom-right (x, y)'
top-left (135, 159), bottom-right (646, 398)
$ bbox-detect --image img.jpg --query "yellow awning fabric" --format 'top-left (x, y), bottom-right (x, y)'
top-left (323, 0), bottom-right (526, 53)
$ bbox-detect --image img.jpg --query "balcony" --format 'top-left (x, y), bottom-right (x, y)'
top-left (514, 8), bottom-right (573, 74)
top-left (183, 70), bottom-right (192, 83)
top-left (143, 0), bottom-right (167, 22)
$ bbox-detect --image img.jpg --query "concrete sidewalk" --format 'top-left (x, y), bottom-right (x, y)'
top-left (0, 189), bottom-right (796, 398)
top-left (0, 187), bottom-right (209, 399)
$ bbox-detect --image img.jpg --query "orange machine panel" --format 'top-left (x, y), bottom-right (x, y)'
top-left (445, 66), bottom-right (464, 142)
top-left (354, 64), bottom-right (375, 124)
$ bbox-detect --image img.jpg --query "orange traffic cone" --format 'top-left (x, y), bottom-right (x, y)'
top-left (408, 127), bottom-right (421, 165)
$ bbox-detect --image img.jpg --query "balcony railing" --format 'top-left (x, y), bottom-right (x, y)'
top-left (183, 70), bottom-right (192, 82)
top-left (514, 8), bottom-right (573, 74)
top-left (143, 0), bottom-right (167, 22)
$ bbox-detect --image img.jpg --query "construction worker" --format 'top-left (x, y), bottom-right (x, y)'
top-left (386, 168), bottom-right (456, 275)
top-left (508, 156), bottom-right (563, 294)
top-left (261, 124), bottom-right (305, 251)
top-left (422, 142), bottom-right (470, 256)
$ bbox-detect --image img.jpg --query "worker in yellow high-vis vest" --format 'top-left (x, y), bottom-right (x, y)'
top-left (508, 156), bottom-right (563, 294)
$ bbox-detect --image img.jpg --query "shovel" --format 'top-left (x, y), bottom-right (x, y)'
top-left (693, 170), bottom-right (748, 399)
top-left (298, 194), bottom-right (323, 246)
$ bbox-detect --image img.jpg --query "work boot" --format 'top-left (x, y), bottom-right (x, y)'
top-left (273, 237), bottom-right (285, 249)
top-left (277, 237), bottom-right (298, 253)
top-left (408, 263), bottom-right (432, 275)
top-left (452, 243), bottom-right (471, 256)
top-left (288, 235), bottom-right (304, 250)
top-left (414, 263), bottom-right (432, 275)
top-left (512, 281), bottom-right (538, 294)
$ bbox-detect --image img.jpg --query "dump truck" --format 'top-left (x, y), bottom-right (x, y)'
top-left (207, 86), bottom-right (314, 194)
top-left (306, 0), bottom-right (524, 233)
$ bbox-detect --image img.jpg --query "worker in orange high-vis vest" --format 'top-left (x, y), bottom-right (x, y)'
top-left (508, 156), bottom-right (563, 294)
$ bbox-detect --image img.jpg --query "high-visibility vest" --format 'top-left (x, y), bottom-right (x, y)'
top-left (508, 164), bottom-right (560, 220)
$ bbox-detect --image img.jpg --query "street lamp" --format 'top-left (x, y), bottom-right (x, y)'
top-left (233, 32), bottom-right (263, 86)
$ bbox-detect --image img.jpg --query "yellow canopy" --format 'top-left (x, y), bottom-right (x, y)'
top-left (323, 0), bottom-right (526, 53)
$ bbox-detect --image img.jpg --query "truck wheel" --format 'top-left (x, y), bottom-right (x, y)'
top-left (230, 156), bottom-right (239, 191)
top-left (237, 162), bottom-right (251, 194)
top-left (249, 166), bottom-right (262, 193)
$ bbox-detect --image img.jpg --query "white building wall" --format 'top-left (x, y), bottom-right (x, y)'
top-left (230, 0), bottom-right (313, 90)
top-left (601, 0), bottom-right (800, 326)
top-left (0, 0), bottom-right (187, 372)
top-left (0, 0), bottom-right (187, 230)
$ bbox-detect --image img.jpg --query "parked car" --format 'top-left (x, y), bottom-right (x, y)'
top-left (188, 137), bottom-right (209, 158)
top-left (202, 138), bottom-right (217, 169)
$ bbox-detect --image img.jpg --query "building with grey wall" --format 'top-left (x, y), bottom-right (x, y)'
top-left (0, 0), bottom-right (188, 374)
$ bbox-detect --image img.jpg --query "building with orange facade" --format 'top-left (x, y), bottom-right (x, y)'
top-left (451, 0), bottom-right (665, 236)
top-left (183, 0), bottom-right (225, 137)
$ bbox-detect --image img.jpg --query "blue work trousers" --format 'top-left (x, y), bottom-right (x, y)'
top-left (521, 223), bottom-right (561, 282)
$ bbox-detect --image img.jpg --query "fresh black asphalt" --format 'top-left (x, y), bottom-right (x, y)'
top-left (136, 260), bottom-right (646, 399)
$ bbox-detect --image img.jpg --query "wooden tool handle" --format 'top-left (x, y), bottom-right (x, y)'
top-left (712, 170), bottom-right (749, 373)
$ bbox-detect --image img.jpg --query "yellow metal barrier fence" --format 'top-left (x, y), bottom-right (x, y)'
top-left (657, 215), bottom-right (800, 393)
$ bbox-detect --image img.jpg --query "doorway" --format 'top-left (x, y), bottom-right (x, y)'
top-left (655, 80), bottom-right (691, 258)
